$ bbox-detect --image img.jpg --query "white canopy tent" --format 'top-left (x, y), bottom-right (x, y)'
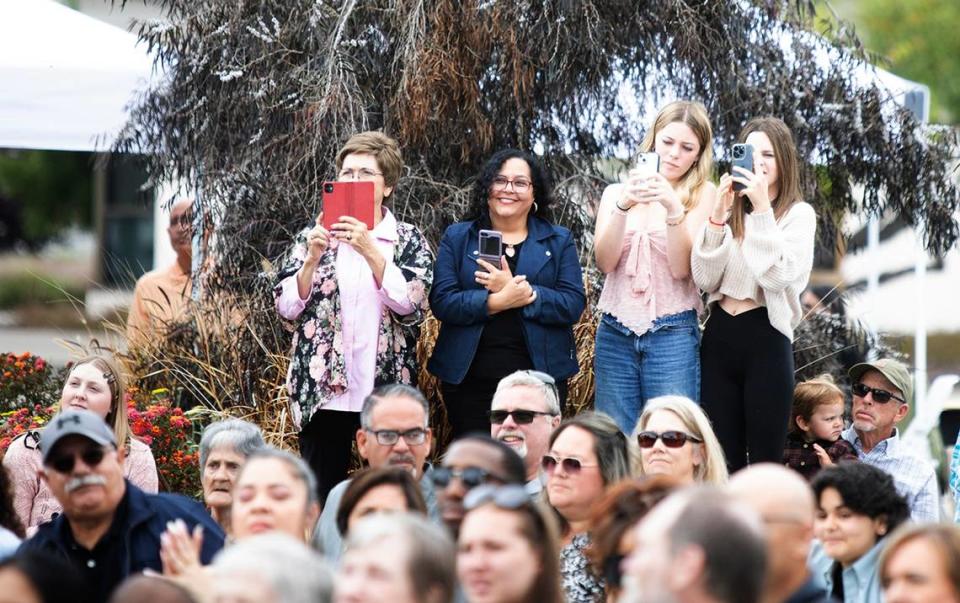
top-left (0, 0), bottom-right (154, 152)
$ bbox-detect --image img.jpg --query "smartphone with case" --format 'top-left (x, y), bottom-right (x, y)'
top-left (633, 152), bottom-right (660, 179)
top-left (478, 229), bottom-right (503, 266)
top-left (731, 143), bottom-right (754, 192)
top-left (321, 181), bottom-right (375, 231)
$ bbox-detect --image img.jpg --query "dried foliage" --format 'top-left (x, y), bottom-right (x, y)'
top-left (114, 0), bottom-right (958, 440)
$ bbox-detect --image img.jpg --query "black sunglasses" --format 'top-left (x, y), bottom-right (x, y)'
top-left (49, 446), bottom-right (108, 474)
top-left (636, 430), bottom-right (702, 449)
top-left (431, 466), bottom-right (499, 490)
top-left (488, 409), bottom-right (553, 425)
top-left (463, 484), bottom-right (530, 511)
top-left (540, 454), bottom-right (598, 475)
top-left (852, 382), bottom-right (905, 404)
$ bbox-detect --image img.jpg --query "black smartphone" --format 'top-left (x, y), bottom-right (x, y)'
top-left (478, 229), bottom-right (503, 265)
top-left (731, 143), bottom-right (754, 192)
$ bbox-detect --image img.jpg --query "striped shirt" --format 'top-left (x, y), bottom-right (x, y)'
top-left (842, 427), bottom-right (940, 523)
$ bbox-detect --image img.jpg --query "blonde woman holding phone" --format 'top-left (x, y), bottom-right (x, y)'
top-left (593, 100), bottom-right (716, 434)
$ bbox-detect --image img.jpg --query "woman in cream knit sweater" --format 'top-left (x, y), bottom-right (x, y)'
top-left (691, 117), bottom-right (816, 472)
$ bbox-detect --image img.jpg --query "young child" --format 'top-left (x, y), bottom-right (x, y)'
top-left (782, 374), bottom-right (858, 480)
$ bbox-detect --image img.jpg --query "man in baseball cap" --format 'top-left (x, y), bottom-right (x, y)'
top-left (19, 410), bottom-right (225, 603)
top-left (841, 358), bottom-right (940, 522)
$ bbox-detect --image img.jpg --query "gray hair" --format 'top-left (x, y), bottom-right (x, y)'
top-left (345, 513), bottom-right (456, 603)
top-left (360, 383), bottom-right (429, 430)
top-left (548, 411), bottom-right (633, 487)
top-left (199, 418), bottom-right (265, 469)
top-left (241, 447), bottom-right (319, 509)
top-left (492, 371), bottom-right (561, 416)
top-left (213, 533), bottom-right (333, 603)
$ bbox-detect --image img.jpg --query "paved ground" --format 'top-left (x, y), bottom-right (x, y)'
top-left (0, 328), bottom-right (117, 366)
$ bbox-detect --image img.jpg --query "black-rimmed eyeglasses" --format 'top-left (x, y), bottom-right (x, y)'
top-left (365, 428), bottom-right (427, 446)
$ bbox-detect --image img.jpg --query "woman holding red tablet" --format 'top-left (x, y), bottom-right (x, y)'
top-left (273, 131), bottom-right (433, 505)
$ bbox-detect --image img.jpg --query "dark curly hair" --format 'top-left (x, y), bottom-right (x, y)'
top-left (811, 462), bottom-right (910, 536)
top-left (0, 465), bottom-right (25, 538)
top-left (468, 149), bottom-right (554, 223)
top-left (336, 466), bottom-right (428, 537)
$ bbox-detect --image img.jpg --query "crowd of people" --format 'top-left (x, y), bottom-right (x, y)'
top-left (1, 104), bottom-right (960, 603)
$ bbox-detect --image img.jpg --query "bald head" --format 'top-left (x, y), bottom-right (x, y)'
top-left (728, 464), bottom-right (815, 523)
top-left (167, 198), bottom-right (194, 259)
top-left (109, 576), bottom-right (197, 603)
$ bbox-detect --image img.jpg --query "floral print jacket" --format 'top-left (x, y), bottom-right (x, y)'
top-left (273, 218), bottom-right (433, 425)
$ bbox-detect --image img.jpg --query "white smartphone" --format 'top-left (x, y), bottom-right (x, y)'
top-left (633, 152), bottom-right (660, 179)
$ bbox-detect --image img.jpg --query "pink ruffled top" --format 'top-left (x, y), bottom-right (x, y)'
top-left (596, 227), bottom-right (702, 336)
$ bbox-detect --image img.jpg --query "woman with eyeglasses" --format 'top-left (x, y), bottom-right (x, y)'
top-left (457, 484), bottom-right (564, 603)
top-left (429, 149), bottom-right (586, 438)
top-left (633, 395), bottom-right (728, 485)
top-left (544, 412), bottom-right (633, 603)
top-left (593, 101), bottom-right (716, 435)
top-left (274, 131), bottom-right (434, 505)
top-left (809, 462), bottom-right (910, 603)
top-left (691, 117), bottom-right (816, 472)
top-left (2, 354), bottom-right (158, 533)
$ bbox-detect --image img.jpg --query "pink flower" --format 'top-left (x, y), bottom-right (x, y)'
top-left (303, 319), bottom-right (317, 340)
top-left (401, 367), bottom-right (411, 383)
top-left (407, 281), bottom-right (426, 306)
top-left (320, 278), bottom-right (337, 295)
top-left (377, 336), bottom-right (389, 354)
top-left (309, 355), bottom-right (327, 382)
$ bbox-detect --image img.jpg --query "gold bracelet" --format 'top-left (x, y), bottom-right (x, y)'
top-left (666, 211), bottom-right (686, 227)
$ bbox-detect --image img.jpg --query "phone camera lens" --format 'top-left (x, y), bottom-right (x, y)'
top-left (733, 147), bottom-right (744, 159)
top-left (324, 183), bottom-right (334, 194)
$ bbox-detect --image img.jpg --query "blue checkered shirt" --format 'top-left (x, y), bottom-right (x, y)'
top-left (950, 433), bottom-right (960, 523)
top-left (842, 427), bottom-right (940, 523)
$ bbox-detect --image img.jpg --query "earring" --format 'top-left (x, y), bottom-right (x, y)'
top-left (533, 202), bottom-right (539, 213)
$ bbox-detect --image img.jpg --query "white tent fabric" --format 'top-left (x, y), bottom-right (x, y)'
top-left (0, 0), bottom-right (155, 152)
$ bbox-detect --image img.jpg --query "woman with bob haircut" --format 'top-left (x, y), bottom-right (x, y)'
top-left (692, 116), bottom-right (816, 471)
top-left (2, 354), bottom-right (158, 531)
top-left (335, 466), bottom-right (428, 537)
top-left (593, 100), bottom-right (716, 434)
top-left (429, 148), bottom-right (586, 438)
top-left (633, 395), bottom-right (728, 485)
top-left (879, 523), bottom-right (960, 603)
top-left (809, 462), bottom-right (910, 603)
top-left (544, 411), bottom-right (633, 603)
top-left (458, 484), bottom-right (564, 603)
top-left (274, 131), bottom-right (434, 504)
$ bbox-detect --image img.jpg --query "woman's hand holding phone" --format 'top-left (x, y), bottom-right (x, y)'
top-left (305, 212), bottom-right (331, 266)
top-left (618, 169), bottom-right (655, 210)
top-left (730, 165), bottom-right (771, 213)
top-left (475, 256), bottom-right (512, 293)
top-left (711, 174), bottom-right (736, 226)
top-left (332, 215), bottom-right (375, 255)
top-left (638, 173), bottom-right (683, 216)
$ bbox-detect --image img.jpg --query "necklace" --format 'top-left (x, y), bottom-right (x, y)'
top-left (505, 244), bottom-right (516, 258)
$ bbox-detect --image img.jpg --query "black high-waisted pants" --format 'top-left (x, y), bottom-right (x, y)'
top-left (700, 305), bottom-right (795, 473)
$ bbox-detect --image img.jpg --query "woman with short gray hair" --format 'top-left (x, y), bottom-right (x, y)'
top-left (199, 419), bottom-right (265, 534)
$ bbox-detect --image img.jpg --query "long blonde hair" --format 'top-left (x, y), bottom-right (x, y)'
top-left (638, 100), bottom-right (714, 211)
top-left (634, 396), bottom-right (729, 485)
top-left (65, 355), bottom-right (133, 448)
top-left (729, 117), bottom-right (803, 239)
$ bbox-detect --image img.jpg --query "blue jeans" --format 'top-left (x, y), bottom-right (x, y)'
top-left (594, 310), bottom-right (701, 434)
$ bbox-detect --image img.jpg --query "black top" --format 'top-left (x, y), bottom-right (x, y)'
top-left (467, 240), bottom-right (533, 379)
top-left (64, 489), bottom-right (131, 603)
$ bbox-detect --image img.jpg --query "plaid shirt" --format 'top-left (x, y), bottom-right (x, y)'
top-left (783, 431), bottom-right (858, 481)
top-left (843, 427), bottom-right (941, 523)
top-left (950, 433), bottom-right (960, 523)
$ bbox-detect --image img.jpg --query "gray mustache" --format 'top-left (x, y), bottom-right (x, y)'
top-left (65, 474), bottom-right (107, 493)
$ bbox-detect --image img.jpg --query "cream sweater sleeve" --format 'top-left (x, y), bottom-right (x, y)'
top-left (691, 223), bottom-right (733, 293)
top-left (740, 203), bottom-right (817, 293)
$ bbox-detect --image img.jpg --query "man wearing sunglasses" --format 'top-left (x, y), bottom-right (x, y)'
top-left (489, 370), bottom-right (562, 495)
top-left (434, 435), bottom-right (526, 538)
top-left (18, 410), bottom-right (223, 603)
top-left (314, 384), bottom-right (437, 562)
top-left (841, 359), bottom-right (940, 522)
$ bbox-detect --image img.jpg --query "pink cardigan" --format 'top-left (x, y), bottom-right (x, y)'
top-left (2, 432), bottom-right (159, 532)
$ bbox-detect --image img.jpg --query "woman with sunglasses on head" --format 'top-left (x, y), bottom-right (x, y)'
top-left (593, 100), bottom-right (716, 434)
top-left (633, 395), bottom-right (728, 485)
top-left (457, 484), bottom-right (564, 603)
top-left (2, 354), bottom-right (158, 533)
top-left (429, 149), bottom-right (586, 439)
top-left (274, 131), bottom-right (434, 506)
top-left (691, 117), bottom-right (816, 472)
top-left (544, 412), bottom-right (633, 603)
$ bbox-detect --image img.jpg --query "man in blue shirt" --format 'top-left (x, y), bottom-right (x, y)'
top-left (19, 410), bottom-right (224, 603)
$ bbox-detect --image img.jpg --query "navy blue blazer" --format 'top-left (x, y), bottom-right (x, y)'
top-left (428, 215), bottom-right (586, 384)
